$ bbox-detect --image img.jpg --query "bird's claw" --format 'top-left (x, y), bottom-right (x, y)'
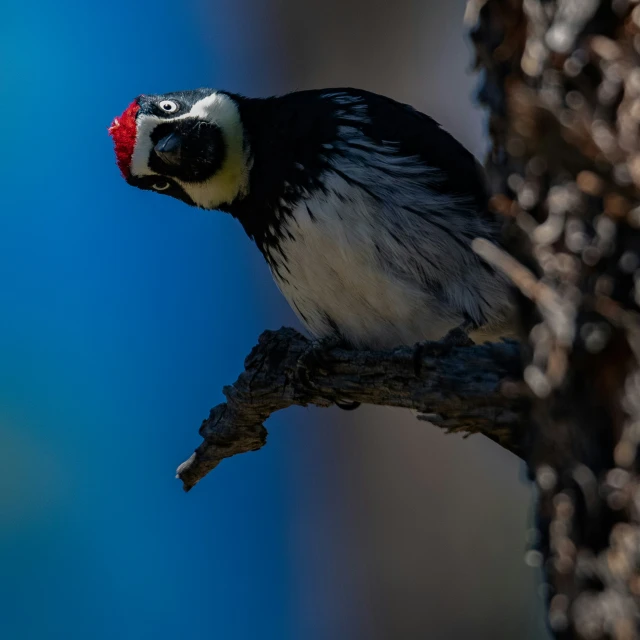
top-left (440, 325), bottom-right (475, 347)
top-left (412, 323), bottom-right (475, 376)
top-left (296, 335), bottom-right (344, 389)
top-left (296, 336), bottom-right (361, 410)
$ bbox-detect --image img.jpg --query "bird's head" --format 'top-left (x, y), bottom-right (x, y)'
top-left (109, 89), bottom-right (250, 209)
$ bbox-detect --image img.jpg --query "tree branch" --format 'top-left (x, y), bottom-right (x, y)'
top-left (176, 327), bottom-right (525, 491)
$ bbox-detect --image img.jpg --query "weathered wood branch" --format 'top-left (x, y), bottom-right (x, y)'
top-left (176, 327), bottom-right (525, 491)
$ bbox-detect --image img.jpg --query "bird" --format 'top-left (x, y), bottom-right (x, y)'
top-left (109, 87), bottom-right (513, 354)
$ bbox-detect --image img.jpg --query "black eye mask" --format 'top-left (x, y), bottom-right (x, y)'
top-left (147, 120), bottom-right (226, 183)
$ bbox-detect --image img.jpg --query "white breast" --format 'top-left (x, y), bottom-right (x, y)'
top-left (270, 175), bottom-right (466, 349)
top-left (266, 126), bottom-right (512, 350)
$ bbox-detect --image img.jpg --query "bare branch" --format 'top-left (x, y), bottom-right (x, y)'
top-left (176, 327), bottom-right (525, 491)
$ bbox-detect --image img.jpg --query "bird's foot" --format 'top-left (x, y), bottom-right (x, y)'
top-left (296, 335), bottom-right (345, 385)
top-left (412, 324), bottom-right (475, 376)
top-left (335, 399), bottom-right (361, 411)
top-left (296, 335), bottom-right (361, 410)
top-left (441, 324), bottom-right (476, 347)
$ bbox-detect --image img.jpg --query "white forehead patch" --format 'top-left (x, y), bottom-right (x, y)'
top-left (130, 92), bottom-right (250, 209)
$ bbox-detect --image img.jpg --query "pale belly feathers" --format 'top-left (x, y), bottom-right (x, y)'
top-left (267, 172), bottom-right (510, 349)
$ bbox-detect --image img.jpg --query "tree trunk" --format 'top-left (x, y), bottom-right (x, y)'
top-left (469, 0), bottom-right (640, 637)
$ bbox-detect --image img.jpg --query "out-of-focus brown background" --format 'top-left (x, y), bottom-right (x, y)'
top-left (200, 1), bottom-right (550, 638)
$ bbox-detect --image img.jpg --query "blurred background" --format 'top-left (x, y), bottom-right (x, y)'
top-left (1, 0), bottom-right (549, 638)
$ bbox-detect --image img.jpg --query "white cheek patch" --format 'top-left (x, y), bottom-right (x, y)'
top-left (129, 92), bottom-right (250, 209)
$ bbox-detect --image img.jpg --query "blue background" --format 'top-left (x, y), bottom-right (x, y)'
top-left (2, 1), bottom-right (300, 638)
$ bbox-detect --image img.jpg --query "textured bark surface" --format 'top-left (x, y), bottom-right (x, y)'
top-left (177, 327), bottom-right (525, 491)
top-left (468, 0), bottom-right (640, 637)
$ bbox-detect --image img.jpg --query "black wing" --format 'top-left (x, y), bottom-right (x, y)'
top-left (329, 87), bottom-right (490, 216)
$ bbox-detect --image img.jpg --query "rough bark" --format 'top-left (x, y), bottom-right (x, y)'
top-left (177, 328), bottom-right (525, 491)
top-left (468, 0), bottom-right (640, 637)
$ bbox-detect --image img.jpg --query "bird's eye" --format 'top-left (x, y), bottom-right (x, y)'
top-left (158, 100), bottom-right (179, 114)
top-left (153, 181), bottom-right (171, 191)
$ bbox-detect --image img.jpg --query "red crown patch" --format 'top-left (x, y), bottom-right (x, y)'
top-left (108, 100), bottom-right (140, 179)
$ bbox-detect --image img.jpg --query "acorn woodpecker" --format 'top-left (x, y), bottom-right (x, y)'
top-left (109, 88), bottom-right (512, 350)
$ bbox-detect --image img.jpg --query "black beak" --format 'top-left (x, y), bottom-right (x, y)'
top-left (154, 132), bottom-right (183, 166)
